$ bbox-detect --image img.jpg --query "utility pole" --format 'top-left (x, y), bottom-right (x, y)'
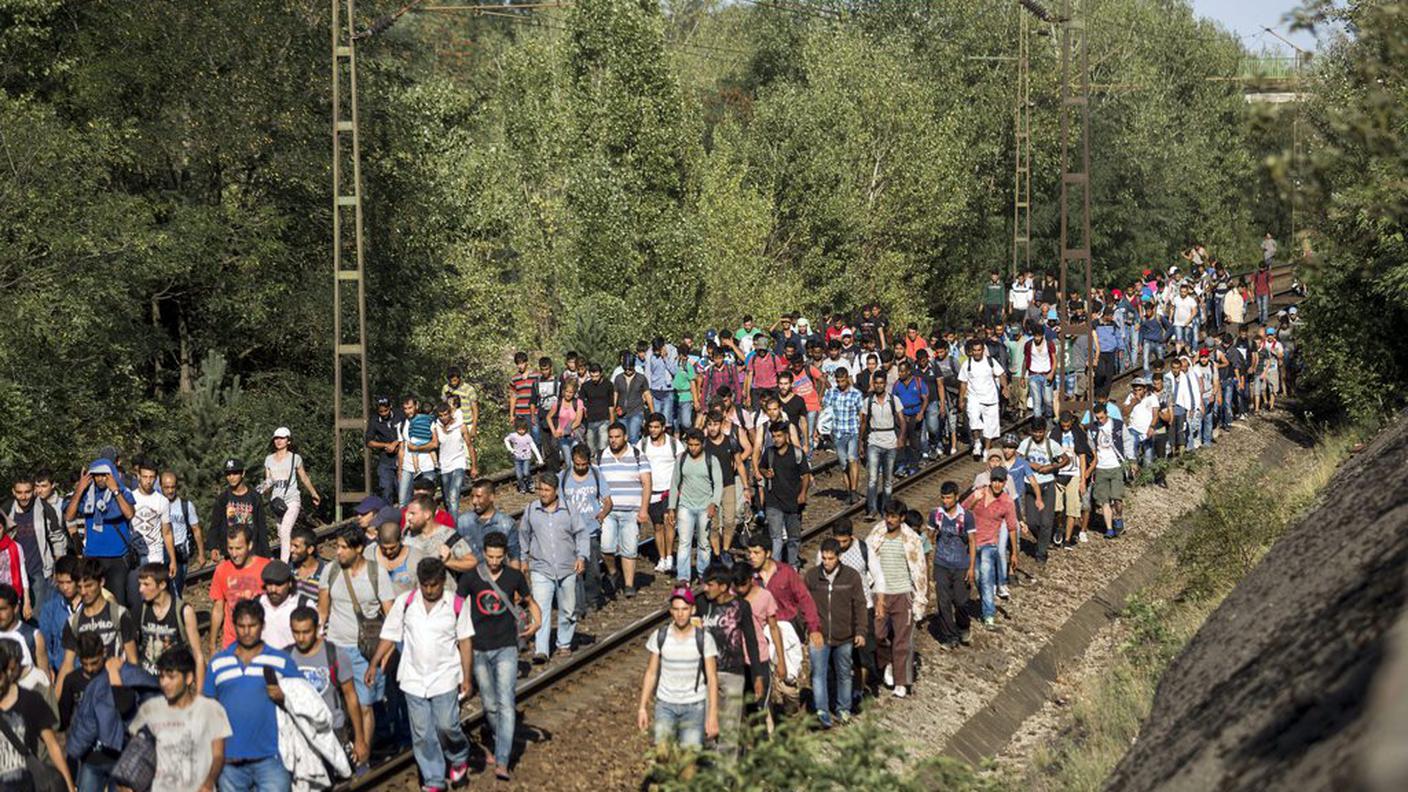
top-left (1011, 8), bottom-right (1032, 279)
top-left (1056, 0), bottom-right (1093, 417)
top-left (331, 0), bottom-right (372, 518)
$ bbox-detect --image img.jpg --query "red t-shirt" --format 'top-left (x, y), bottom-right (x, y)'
top-left (210, 556), bottom-right (270, 648)
top-left (962, 490), bottom-right (1019, 548)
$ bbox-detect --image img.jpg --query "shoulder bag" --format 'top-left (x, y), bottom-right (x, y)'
top-left (0, 710), bottom-right (66, 792)
top-left (269, 454), bottom-right (299, 520)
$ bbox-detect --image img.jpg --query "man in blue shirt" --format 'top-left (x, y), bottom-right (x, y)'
top-left (63, 458), bottom-right (137, 609)
top-left (890, 361), bottom-right (929, 477)
top-left (203, 598), bottom-right (301, 791)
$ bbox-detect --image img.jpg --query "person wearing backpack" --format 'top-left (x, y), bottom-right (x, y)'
top-left (56, 558), bottom-right (139, 710)
top-left (597, 423), bottom-right (652, 600)
top-left (318, 527), bottom-right (394, 762)
top-left (561, 446), bottom-right (613, 616)
top-left (636, 587), bottom-right (720, 749)
top-left (367, 557), bottom-right (475, 792)
top-left (703, 409), bottom-right (750, 564)
top-left (859, 378), bottom-right (906, 521)
top-left (159, 471), bottom-right (204, 596)
top-left (290, 605), bottom-right (369, 771)
top-left (0, 638), bottom-right (74, 792)
top-left (133, 563), bottom-right (204, 693)
top-left (637, 414), bottom-right (682, 577)
top-left (930, 482), bottom-right (976, 649)
top-left (520, 474), bottom-right (590, 663)
top-left (758, 424), bottom-right (811, 567)
top-left (667, 430), bottom-right (724, 584)
top-left (958, 339), bottom-right (1008, 460)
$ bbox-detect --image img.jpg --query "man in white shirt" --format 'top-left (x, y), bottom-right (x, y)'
top-left (258, 560), bottom-right (315, 652)
top-left (129, 460), bottom-right (178, 611)
top-left (957, 340), bottom-right (1009, 460)
top-left (1171, 282), bottom-right (1200, 350)
top-left (637, 415), bottom-right (682, 575)
top-left (418, 402), bottom-right (472, 523)
top-left (1123, 378), bottom-right (1159, 468)
top-left (368, 557), bottom-right (475, 791)
top-left (1010, 272), bottom-right (1035, 324)
top-left (1169, 357), bottom-right (1202, 455)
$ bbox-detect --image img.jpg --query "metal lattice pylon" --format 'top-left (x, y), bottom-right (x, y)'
top-left (1056, 0), bottom-right (1093, 417)
top-left (331, 0), bottom-right (372, 518)
top-left (1012, 8), bottom-right (1033, 279)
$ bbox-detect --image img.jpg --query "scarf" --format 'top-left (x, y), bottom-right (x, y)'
top-left (82, 458), bottom-right (117, 517)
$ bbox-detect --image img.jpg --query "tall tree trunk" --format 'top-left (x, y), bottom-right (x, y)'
top-left (151, 297), bottom-right (164, 398)
top-left (178, 309), bottom-right (194, 394)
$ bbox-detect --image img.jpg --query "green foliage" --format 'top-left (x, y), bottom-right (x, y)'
top-left (644, 714), bottom-right (997, 791)
top-left (1289, 0), bottom-right (1408, 422)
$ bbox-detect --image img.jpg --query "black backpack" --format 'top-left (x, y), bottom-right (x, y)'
top-left (654, 624), bottom-right (706, 692)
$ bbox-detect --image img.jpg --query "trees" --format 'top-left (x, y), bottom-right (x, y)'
top-left (0, 0), bottom-right (1286, 493)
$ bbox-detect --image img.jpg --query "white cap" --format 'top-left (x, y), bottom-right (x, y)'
top-left (273, 426), bottom-right (292, 439)
top-left (796, 317), bottom-right (810, 328)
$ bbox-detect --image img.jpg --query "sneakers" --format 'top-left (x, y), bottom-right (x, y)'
top-left (836, 710), bottom-right (852, 724)
top-left (998, 585), bottom-right (1011, 599)
top-left (883, 664), bottom-right (895, 688)
top-left (959, 629), bottom-right (972, 646)
top-left (892, 685), bottom-right (908, 698)
top-left (982, 617), bottom-right (997, 630)
top-left (1052, 535), bottom-right (1064, 548)
top-left (654, 557), bottom-right (672, 573)
top-left (449, 762), bottom-right (470, 785)
top-left (1105, 529), bottom-right (1118, 539)
top-left (624, 586), bottom-right (637, 598)
top-left (1078, 531), bottom-right (1089, 543)
top-left (817, 713), bottom-right (833, 729)
top-left (495, 767), bottom-right (511, 782)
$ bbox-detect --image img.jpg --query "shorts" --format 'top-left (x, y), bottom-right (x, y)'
top-left (967, 401), bottom-right (1001, 440)
top-left (716, 485), bottom-right (738, 535)
top-left (338, 642), bottom-right (385, 706)
top-left (1056, 478), bottom-right (1083, 518)
top-left (601, 510), bottom-right (640, 558)
top-left (1092, 467), bottom-right (1125, 504)
top-left (833, 432), bottom-right (859, 467)
top-left (647, 495), bottom-right (669, 526)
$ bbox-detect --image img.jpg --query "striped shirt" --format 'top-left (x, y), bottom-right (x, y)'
top-left (822, 386), bottom-right (864, 435)
top-left (598, 446), bottom-right (649, 512)
top-left (510, 372), bottom-right (538, 418)
top-left (202, 644), bottom-right (301, 760)
top-left (874, 536), bottom-right (913, 595)
top-left (646, 626), bottom-right (718, 705)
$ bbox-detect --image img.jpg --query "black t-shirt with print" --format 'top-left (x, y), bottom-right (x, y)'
top-left (0, 687), bottom-right (56, 786)
top-left (61, 601), bottom-right (137, 658)
top-left (458, 566), bottom-right (531, 651)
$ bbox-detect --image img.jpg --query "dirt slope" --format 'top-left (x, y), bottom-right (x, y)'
top-left (1105, 414), bottom-right (1408, 792)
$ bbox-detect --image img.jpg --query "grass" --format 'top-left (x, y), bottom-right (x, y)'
top-left (1015, 422), bottom-right (1363, 792)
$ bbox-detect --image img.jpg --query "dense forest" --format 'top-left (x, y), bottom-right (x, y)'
top-left (0, 0), bottom-right (1398, 514)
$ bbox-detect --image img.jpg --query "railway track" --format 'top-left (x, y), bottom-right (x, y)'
top-left (347, 271), bottom-right (1300, 790)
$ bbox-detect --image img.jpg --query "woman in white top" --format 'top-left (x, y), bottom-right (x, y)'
top-left (263, 427), bottom-right (322, 561)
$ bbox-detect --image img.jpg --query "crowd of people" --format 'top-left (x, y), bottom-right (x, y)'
top-left (0, 242), bottom-right (1301, 790)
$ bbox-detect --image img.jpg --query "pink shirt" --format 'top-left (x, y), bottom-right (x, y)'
top-left (962, 489), bottom-right (1019, 548)
top-left (744, 587), bottom-right (778, 664)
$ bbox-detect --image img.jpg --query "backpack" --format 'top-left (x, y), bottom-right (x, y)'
top-left (861, 395), bottom-right (903, 433)
top-left (672, 451), bottom-right (715, 494)
top-left (404, 589), bottom-right (466, 616)
top-left (138, 596), bottom-right (194, 653)
top-left (762, 444), bottom-right (805, 479)
top-left (654, 624), bottom-right (706, 692)
top-left (69, 601), bottom-right (131, 658)
top-left (637, 435), bottom-right (681, 460)
top-left (597, 445), bottom-right (644, 468)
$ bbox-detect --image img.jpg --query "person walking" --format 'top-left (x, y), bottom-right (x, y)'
top-left (637, 588), bottom-right (720, 749)
top-left (262, 427), bottom-right (321, 564)
top-left (929, 481), bottom-right (976, 648)
top-left (696, 565), bottom-right (764, 759)
top-left (64, 458), bottom-right (137, 608)
top-left (667, 429), bottom-right (724, 583)
top-left (864, 503), bottom-right (927, 698)
top-left (368, 558), bottom-right (475, 792)
top-left (519, 474), bottom-right (589, 662)
top-left (803, 539), bottom-right (866, 726)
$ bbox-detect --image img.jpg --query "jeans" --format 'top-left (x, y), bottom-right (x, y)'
top-left (623, 411), bottom-right (645, 444)
top-left (716, 671), bottom-right (746, 760)
top-left (1142, 340), bottom-right (1165, 375)
top-left (1028, 373), bottom-right (1052, 420)
top-left (865, 444), bottom-right (897, 515)
top-left (977, 545), bottom-right (1000, 620)
top-left (1173, 406), bottom-right (1189, 450)
top-left (1174, 324), bottom-right (1195, 349)
top-left (922, 402), bottom-right (942, 456)
top-left (833, 432), bottom-right (859, 469)
top-left (576, 533), bottom-right (604, 615)
top-left (398, 468), bottom-right (415, 506)
top-left (1221, 381), bottom-right (1237, 428)
top-left (514, 458), bottom-right (532, 489)
top-left (765, 508), bottom-right (802, 566)
top-left (653, 390), bottom-right (675, 428)
top-left (473, 646), bottom-right (518, 769)
top-left (586, 420), bottom-right (609, 455)
top-left (676, 399), bottom-right (694, 433)
top-left (1257, 293), bottom-right (1270, 325)
top-left (77, 753), bottom-right (115, 792)
top-left (899, 417), bottom-right (923, 471)
top-left (653, 699), bottom-right (706, 747)
top-left (1025, 482), bottom-right (1055, 561)
top-left (1200, 403), bottom-right (1216, 445)
top-left (377, 460), bottom-right (399, 506)
top-left (440, 468), bottom-right (465, 523)
top-left (1128, 428), bottom-right (1153, 467)
top-left (405, 690), bottom-right (470, 788)
top-left (530, 571), bottom-right (577, 656)
top-left (674, 506), bottom-right (713, 581)
top-left (217, 755), bottom-right (290, 792)
top-left (600, 511), bottom-right (639, 559)
top-left (997, 524), bottom-right (1010, 588)
top-left (809, 642), bottom-right (854, 724)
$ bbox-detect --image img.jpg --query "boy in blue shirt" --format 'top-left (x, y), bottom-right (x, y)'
top-left (203, 598), bottom-right (301, 790)
top-left (63, 458), bottom-right (137, 608)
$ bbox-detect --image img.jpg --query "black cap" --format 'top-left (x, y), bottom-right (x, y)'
top-left (990, 466), bottom-right (1009, 482)
top-left (261, 560), bottom-right (293, 585)
top-left (222, 458), bottom-right (245, 475)
top-left (376, 395), bottom-right (392, 407)
top-left (355, 495), bottom-right (387, 515)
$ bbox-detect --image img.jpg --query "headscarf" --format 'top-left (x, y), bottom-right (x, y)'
top-left (82, 458), bottom-right (117, 516)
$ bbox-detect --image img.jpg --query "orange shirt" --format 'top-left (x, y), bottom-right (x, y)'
top-left (210, 556), bottom-right (270, 648)
top-left (904, 335), bottom-right (929, 361)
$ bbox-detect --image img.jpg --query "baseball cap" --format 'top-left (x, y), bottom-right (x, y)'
top-left (88, 459), bottom-right (116, 477)
top-left (272, 426), bottom-right (291, 439)
top-left (1267, 327), bottom-right (1278, 335)
top-left (222, 458), bottom-right (245, 475)
top-left (1288, 306), bottom-right (1298, 315)
top-left (989, 466), bottom-right (1009, 482)
top-left (986, 448), bottom-right (1004, 461)
top-left (1132, 376), bottom-right (1151, 387)
top-left (376, 395), bottom-right (392, 407)
top-left (376, 505), bottom-right (405, 527)
top-left (669, 586), bottom-right (696, 606)
top-left (1198, 347), bottom-right (1211, 358)
top-left (1112, 289), bottom-right (1123, 299)
top-left (261, 560), bottom-right (293, 585)
top-left (1001, 433), bottom-right (1021, 448)
top-left (355, 495), bottom-right (387, 515)
top-left (841, 328), bottom-right (854, 337)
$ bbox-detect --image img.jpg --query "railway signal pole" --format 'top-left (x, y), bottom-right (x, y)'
top-left (1012, 8), bottom-right (1033, 279)
top-left (331, 0), bottom-right (372, 518)
top-left (1056, 0), bottom-right (1093, 418)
